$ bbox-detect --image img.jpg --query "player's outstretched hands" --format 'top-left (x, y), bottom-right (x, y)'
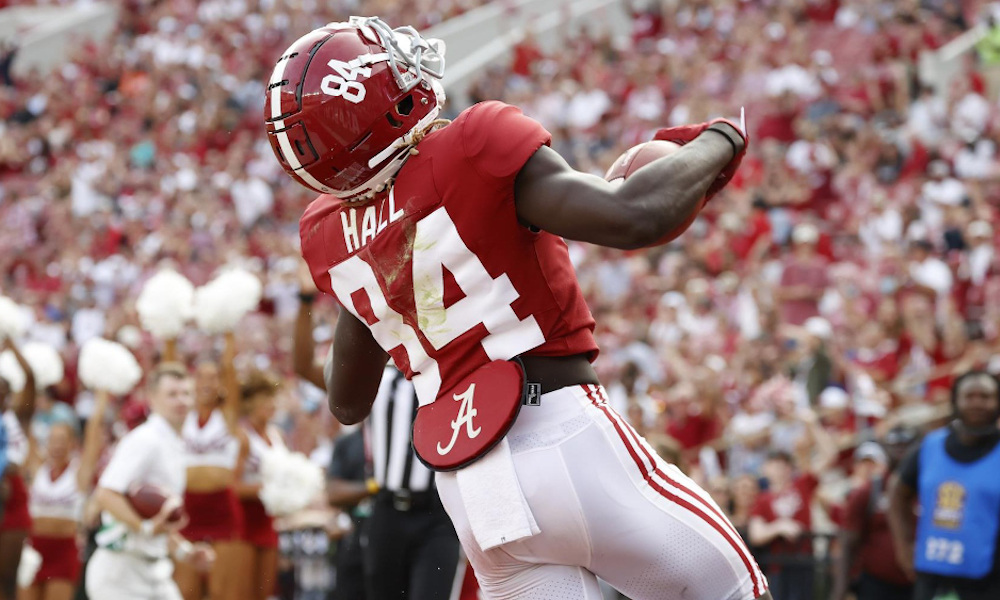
top-left (654, 109), bottom-right (748, 201)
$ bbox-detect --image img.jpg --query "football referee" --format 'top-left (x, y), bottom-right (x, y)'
top-left (294, 270), bottom-right (466, 599)
top-left (362, 365), bottom-right (465, 599)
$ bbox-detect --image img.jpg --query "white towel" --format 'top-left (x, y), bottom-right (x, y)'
top-left (455, 437), bottom-right (540, 551)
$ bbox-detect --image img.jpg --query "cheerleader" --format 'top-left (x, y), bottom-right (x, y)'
top-left (175, 333), bottom-right (244, 600)
top-left (0, 339), bottom-right (35, 600)
top-left (233, 371), bottom-right (283, 600)
top-left (18, 390), bottom-right (107, 600)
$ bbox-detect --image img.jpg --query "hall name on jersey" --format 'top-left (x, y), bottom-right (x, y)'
top-left (341, 189), bottom-right (404, 253)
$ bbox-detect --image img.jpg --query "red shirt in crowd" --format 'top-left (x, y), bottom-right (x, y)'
top-left (665, 411), bottom-right (722, 455)
top-left (779, 255), bottom-right (829, 326)
top-left (842, 478), bottom-right (913, 586)
top-left (751, 473), bottom-right (819, 556)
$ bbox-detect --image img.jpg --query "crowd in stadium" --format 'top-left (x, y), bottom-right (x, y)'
top-left (1, 0), bottom-right (1000, 599)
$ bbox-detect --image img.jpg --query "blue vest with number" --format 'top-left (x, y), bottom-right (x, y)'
top-left (914, 427), bottom-right (1000, 578)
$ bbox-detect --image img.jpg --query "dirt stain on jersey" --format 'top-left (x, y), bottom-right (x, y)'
top-left (381, 224), bottom-right (416, 288)
top-left (411, 230), bottom-right (449, 337)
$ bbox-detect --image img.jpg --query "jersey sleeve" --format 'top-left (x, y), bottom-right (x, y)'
top-left (461, 101), bottom-right (552, 182)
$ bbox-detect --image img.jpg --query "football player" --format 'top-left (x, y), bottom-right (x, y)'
top-left (266, 16), bottom-right (769, 600)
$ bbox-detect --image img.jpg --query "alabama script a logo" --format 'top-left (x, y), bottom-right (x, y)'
top-left (437, 383), bottom-right (481, 455)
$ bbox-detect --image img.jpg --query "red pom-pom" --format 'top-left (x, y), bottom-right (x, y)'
top-left (127, 484), bottom-right (184, 522)
top-left (604, 140), bottom-right (705, 246)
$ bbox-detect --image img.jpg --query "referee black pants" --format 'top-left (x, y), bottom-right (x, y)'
top-left (362, 491), bottom-right (462, 600)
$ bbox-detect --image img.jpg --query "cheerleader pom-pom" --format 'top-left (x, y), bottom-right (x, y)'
top-left (16, 545), bottom-right (42, 589)
top-left (259, 446), bottom-right (325, 517)
top-left (79, 338), bottom-right (143, 395)
top-left (136, 269), bottom-right (195, 339)
top-left (22, 342), bottom-right (64, 389)
top-left (193, 267), bottom-right (263, 334)
top-left (0, 296), bottom-right (28, 341)
top-left (0, 350), bottom-right (26, 393)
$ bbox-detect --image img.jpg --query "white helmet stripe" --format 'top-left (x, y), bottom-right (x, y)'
top-left (269, 51), bottom-right (294, 120)
top-left (273, 127), bottom-right (334, 194)
top-left (294, 165), bottom-right (335, 194)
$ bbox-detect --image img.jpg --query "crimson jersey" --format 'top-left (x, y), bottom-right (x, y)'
top-left (300, 101), bottom-right (597, 406)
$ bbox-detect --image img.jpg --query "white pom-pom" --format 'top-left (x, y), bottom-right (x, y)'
top-left (136, 269), bottom-right (195, 339)
top-left (193, 267), bottom-right (263, 333)
top-left (22, 342), bottom-right (64, 389)
top-left (0, 296), bottom-right (28, 340)
top-left (79, 338), bottom-right (143, 395)
top-left (0, 350), bottom-right (26, 393)
top-left (16, 544), bottom-right (42, 589)
top-left (259, 446), bottom-right (325, 517)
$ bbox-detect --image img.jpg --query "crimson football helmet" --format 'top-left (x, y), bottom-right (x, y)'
top-left (264, 16), bottom-right (446, 201)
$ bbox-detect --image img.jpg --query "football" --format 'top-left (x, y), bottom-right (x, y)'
top-left (604, 140), bottom-right (706, 246)
top-left (127, 484), bottom-right (185, 522)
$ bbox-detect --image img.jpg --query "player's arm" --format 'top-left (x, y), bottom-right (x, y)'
top-left (92, 487), bottom-right (147, 532)
top-left (94, 432), bottom-right (152, 532)
top-left (514, 129), bottom-right (740, 249)
top-left (93, 488), bottom-right (181, 536)
top-left (325, 311), bottom-right (388, 425)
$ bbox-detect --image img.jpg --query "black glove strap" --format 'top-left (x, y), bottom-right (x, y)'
top-left (705, 123), bottom-right (742, 161)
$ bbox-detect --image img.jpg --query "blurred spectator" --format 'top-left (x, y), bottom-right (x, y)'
top-left (749, 404), bottom-right (837, 600)
top-left (776, 223), bottom-right (829, 326)
top-left (830, 430), bottom-right (917, 600)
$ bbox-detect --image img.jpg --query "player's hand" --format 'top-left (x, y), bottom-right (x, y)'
top-left (190, 542), bottom-right (216, 572)
top-left (654, 112), bottom-right (749, 201)
top-left (151, 496), bottom-right (186, 535)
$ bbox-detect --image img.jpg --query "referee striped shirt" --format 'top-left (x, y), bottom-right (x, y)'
top-left (366, 367), bottom-right (433, 494)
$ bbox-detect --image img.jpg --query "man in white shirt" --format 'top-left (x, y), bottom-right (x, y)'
top-left (86, 363), bottom-right (214, 600)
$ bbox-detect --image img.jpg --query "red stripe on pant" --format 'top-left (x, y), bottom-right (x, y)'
top-left (581, 385), bottom-right (764, 598)
top-left (590, 384), bottom-right (765, 594)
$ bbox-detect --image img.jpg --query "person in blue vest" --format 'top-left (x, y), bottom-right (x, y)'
top-left (888, 370), bottom-right (1000, 600)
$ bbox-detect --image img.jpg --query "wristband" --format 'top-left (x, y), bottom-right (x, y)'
top-left (366, 478), bottom-right (379, 495)
top-left (139, 519), bottom-right (155, 537)
top-left (298, 292), bottom-right (317, 305)
top-left (173, 540), bottom-right (194, 561)
top-left (704, 124), bottom-right (741, 161)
